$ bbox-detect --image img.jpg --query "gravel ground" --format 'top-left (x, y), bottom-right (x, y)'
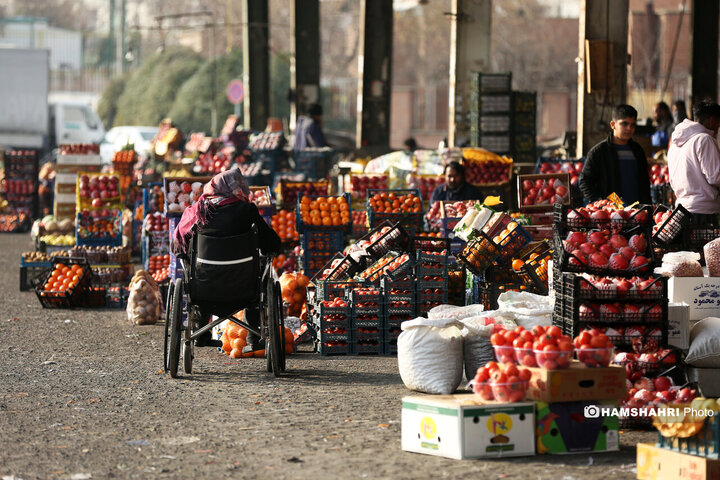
top-left (0, 232), bottom-right (654, 479)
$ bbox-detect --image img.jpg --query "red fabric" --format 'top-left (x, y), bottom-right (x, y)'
top-left (172, 169), bottom-right (250, 254)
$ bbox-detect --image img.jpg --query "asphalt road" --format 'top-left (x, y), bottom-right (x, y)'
top-left (0, 232), bottom-right (654, 479)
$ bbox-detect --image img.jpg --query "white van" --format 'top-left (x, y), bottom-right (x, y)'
top-left (49, 101), bottom-right (106, 147)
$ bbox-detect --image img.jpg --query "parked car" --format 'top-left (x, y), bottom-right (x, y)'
top-left (100, 126), bottom-right (158, 164)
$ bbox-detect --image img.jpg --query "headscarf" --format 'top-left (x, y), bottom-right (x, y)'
top-left (172, 169), bottom-right (250, 254)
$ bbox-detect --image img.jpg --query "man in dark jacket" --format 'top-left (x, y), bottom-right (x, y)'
top-left (430, 161), bottom-right (484, 203)
top-left (579, 104), bottom-right (652, 205)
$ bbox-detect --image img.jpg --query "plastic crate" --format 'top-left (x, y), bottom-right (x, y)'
top-left (294, 148), bottom-right (334, 180)
top-left (105, 286), bottom-right (130, 308)
top-left (471, 72), bottom-right (512, 94)
top-left (359, 221), bottom-right (411, 260)
top-left (301, 229), bottom-right (345, 253)
top-left (315, 279), bottom-right (362, 301)
top-left (416, 274), bottom-right (449, 291)
top-left (656, 415), bottom-right (720, 457)
top-left (35, 258), bottom-right (93, 308)
top-left (296, 193), bottom-right (352, 234)
top-left (558, 272), bottom-right (667, 302)
top-left (554, 203), bottom-right (652, 233)
top-left (351, 339), bottom-right (384, 355)
top-left (652, 204), bottom-right (691, 246)
top-left (317, 340), bottom-right (351, 356)
top-left (351, 288), bottom-right (384, 317)
top-left (19, 263), bottom-right (52, 291)
top-left (301, 251), bottom-right (336, 278)
top-left (250, 148), bottom-right (287, 174)
top-left (553, 227), bottom-right (656, 277)
top-left (517, 173), bottom-right (571, 212)
top-left (356, 253), bottom-right (413, 284)
top-left (366, 188), bottom-right (424, 230)
top-left (472, 278), bottom-right (529, 311)
top-left (311, 253), bottom-right (363, 283)
top-left (75, 210), bottom-right (123, 247)
top-left (456, 229), bottom-right (502, 276)
top-left (684, 225), bottom-right (720, 249)
top-left (515, 240), bottom-right (553, 295)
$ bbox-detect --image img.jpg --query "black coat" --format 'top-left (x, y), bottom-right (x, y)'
top-left (430, 182), bottom-right (484, 203)
top-left (579, 135), bottom-right (651, 204)
top-left (199, 201), bottom-right (281, 255)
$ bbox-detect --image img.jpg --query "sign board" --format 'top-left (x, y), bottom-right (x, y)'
top-left (226, 79), bottom-right (244, 104)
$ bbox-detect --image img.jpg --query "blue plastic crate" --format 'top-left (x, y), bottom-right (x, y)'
top-left (301, 229), bottom-right (345, 253)
top-left (250, 148), bottom-right (287, 174)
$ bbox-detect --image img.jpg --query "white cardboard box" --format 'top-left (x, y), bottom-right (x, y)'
top-left (668, 302), bottom-right (690, 350)
top-left (668, 277), bottom-right (720, 321)
top-left (401, 394), bottom-right (535, 460)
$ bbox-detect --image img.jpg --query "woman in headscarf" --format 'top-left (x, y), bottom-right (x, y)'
top-left (172, 168), bottom-right (281, 352)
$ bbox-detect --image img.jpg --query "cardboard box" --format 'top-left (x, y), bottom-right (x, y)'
top-left (637, 443), bottom-right (720, 480)
top-left (401, 394), bottom-right (535, 459)
top-left (525, 362), bottom-right (626, 403)
top-left (535, 401), bottom-right (619, 454)
top-left (668, 277), bottom-right (720, 321)
top-left (668, 302), bottom-right (690, 350)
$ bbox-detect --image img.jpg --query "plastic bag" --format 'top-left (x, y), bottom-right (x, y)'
top-left (427, 304), bottom-right (485, 320)
top-left (704, 239), bottom-right (720, 277)
top-left (126, 279), bottom-right (160, 325)
top-left (496, 290), bottom-right (553, 328)
top-left (660, 251), bottom-right (703, 277)
top-left (460, 311), bottom-right (517, 381)
top-left (397, 317), bottom-right (464, 394)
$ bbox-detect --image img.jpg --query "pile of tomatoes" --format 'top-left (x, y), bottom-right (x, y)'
top-left (472, 361), bottom-right (531, 402)
top-left (298, 195), bottom-right (351, 228)
top-left (147, 254), bottom-right (170, 275)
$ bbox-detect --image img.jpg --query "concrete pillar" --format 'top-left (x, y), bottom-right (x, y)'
top-left (448, 0), bottom-right (491, 148)
top-left (356, 0), bottom-right (393, 154)
top-left (690, 0), bottom-right (719, 105)
top-left (576, 0), bottom-right (629, 157)
top-left (242, 0), bottom-right (270, 131)
top-left (290, 0), bottom-right (320, 131)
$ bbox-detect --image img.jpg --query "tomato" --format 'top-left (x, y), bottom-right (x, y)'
top-left (490, 333), bottom-right (505, 346)
top-left (577, 331), bottom-right (592, 346)
top-left (518, 369), bottom-right (532, 382)
top-left (485, 361), bottom-right (499, 371)
top-left (520, 330), bottom-right (534, 342)
top-left (546, 326), bottom-right (562, 338)
top-left (590, 335), bottom-right (608, 348)
top-left (503, 364), bottom-right (519, 378)
top-left (558, 340), bottom-right (573, 352)
top-left (490, 371), bottom-right (507, 384)
top-left (531, 325), bottom-right (546, 337)
top-left (475, 369), bottom-right (489, 383)
top-left (512, 337), bottom-right (525, 348)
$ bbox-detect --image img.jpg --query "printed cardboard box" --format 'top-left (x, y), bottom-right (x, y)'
top-left (401, 394), bottom-right (535, 460)
top-left (525, 362), bottom-right (626, 402)
top-left (668, 277), bottom-right (720, 321)
top-left (637, 443), bottom-right (720, 480)
top-left (535, 400), bottom-right (619, 454)
top-left (668, 302), bottom-right (690, 350)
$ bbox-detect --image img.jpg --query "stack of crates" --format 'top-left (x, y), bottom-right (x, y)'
top-left (511, 91), bottom-right (537, 164)
top-left (414, 237), bottom-right (449, 317)
top-left (381, 277), bottom-right (415, 355)
top-left (351, 287), bottom-right (384, 354)
top-left (314, 295), bottom-right (352, 356)
top-left (294, 148), bottom-right (334, 180)
top-left (300, 230), bottom-right (345, 279)
top-left (469, 72), bottom-right (512, 154)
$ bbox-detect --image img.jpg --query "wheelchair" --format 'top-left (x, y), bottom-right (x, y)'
top-left (163, 224), bottom-right (286, 378)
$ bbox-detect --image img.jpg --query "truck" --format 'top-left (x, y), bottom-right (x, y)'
top-left (0, 47), bottom-right (105, 155)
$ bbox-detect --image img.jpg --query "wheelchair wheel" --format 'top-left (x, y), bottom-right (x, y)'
top-left (168, 278), bottom-right (184, 378)
top-left (276, 280), bottom-right (286, 372)
top-left (183, 315), bottom-right (193, 375)
top-left (267, 278), bottom-right (285, 376)
top-left (162, 281), bottom-right (175, 372)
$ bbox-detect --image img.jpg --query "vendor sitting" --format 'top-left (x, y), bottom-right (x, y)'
top-left (430, 161), bottom-right (483, 203)
top-left (172, 169), bottom-right (281, 352)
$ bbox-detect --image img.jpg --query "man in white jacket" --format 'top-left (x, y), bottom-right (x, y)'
top-left (668, 101), bottom-right (720, 224)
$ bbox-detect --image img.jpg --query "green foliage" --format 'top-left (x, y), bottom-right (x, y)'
top-left (168, 48), bottom-right (243, 134)
top-left (96, 74), bottom-right (128, 129)
top-left (113, 47), bottom-right (204, 127)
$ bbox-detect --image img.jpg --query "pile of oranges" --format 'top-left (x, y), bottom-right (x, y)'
top-left (270, 210), bottom-right (299, 240)
top-left (43, 263), bottom-right (85, 292)
top-left (368, 192), bottom-right (422, 214)
top-left (299, 195), bottom-right (350, 228)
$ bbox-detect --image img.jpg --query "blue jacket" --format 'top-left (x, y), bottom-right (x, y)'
top-left (294, 116), bottom-right (327, 150)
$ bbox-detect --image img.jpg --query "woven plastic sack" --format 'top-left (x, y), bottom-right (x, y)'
top-left (704, 239), bottom-right (720, 277)
top-left (460, 311), bottom-right (517, 381)
top-left (397, 317), bottom-right (464, 394)
top-left (496, 290), bottom-right (553, 328)
top-left (427, 304), bottom-right (485, 320)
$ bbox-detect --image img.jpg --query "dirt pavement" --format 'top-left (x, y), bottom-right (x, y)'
top-left (0, 233), bottom-right (654, 479)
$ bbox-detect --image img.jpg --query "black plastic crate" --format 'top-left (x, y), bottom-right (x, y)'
top-left (351, 287), bottom-right (384, 317)
top-left (301, 251), bottom-right (336, 279)
top-left (20, 263), bottom-right (52, 291)
top-left (475, 264), bottom-right (517, 284)
top-left (357, 253), bottom-right (413, 284)
top-left (311, 253), bottom-right (363, 283)
top-left (383, 340), bottom-right (398, 356)
top-left (366, 188), bottom-right (424, 232)
top-left (300, 229), bottom-right (345, 253)
top-left (412, 236), bottom-right (452, 253)
top-left (472, 279), bottom-right (530, 311)
top-left (35, 257), bottom-right (93, 309)
top-left (415, 248), bottom-right (449, 265)
top-left (352, 313), bottom-right (383, 330)
top-left (558, 272), bottom-right (667, 302)
top-left (316, 279), bottom-right (363, 301)
top-left (417, 274), bottom-right (449, 291)
top-left (653, 204), bottom-right (691, 246)
top-left (554, 203), bottom-right (652, 233)
top-left (351, 339), bottom-right (384, 355)
top-left (456, 229), bottom-right (502, 276)
top-left (294, 148), bottom-right (334, 180)
top-left (471, 72), bottom-right (512, 94)
top-left (684, 224), bottom-right (720, 248)
top-left (361, 221), bottom-right (412, 260)
top-left (296, 193), bottom-right (352, 234)
top-left (416, 262), bottom-right (449, 278)
top-left (553, 227), bottom-right (656, 277)
top-left (515, 240), bottom-right (553, 295)
top-left (317, 340), bottom-right (351, 356)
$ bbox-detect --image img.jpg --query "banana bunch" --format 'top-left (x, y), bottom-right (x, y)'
top-left (40, 234), bottom-right (76, 246)
top-left (653, 397), bottom-right (720, 438)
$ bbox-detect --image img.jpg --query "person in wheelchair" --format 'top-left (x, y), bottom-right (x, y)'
top-left (172, 169), bottom-right (281, 353)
